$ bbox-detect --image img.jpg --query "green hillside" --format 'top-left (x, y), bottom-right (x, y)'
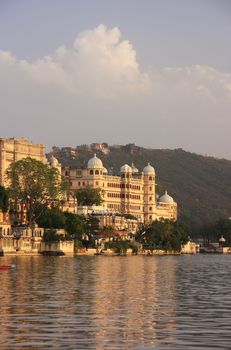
top-left (51, 144), bottom-right (231, 234)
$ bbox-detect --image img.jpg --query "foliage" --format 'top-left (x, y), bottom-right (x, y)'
top-left (76, 186), bottom-right (103, 206)
top-left (106, 240), bottom-right (129, 255)
top-left (138, 219), bottom-right (189, 252)
top-left (36, 208), bottom-right (85, 238)
top-left (81, 238), bottom-right (95, 249)
top-left (84, 215), bottom-right (100, 234)
top-left (214, 218), bottom-right (231, 245)
top-left (6, 157), bottom-right (67, 227)
top-left (74, 240), bottom-right (83, 248)
top-left (129, 242), bottom-right (140, 254)
top-left (0, 186), bottom-right (9, 212)
top-left (64, 212), bottom-right (84, 237)
top-left (199, 217), bottom-right (231, 245)
top-left (43, 229), bottom-right (61, 242)
top-left (103, 225), bottom-right (114, 231)
top-left (36, 208), bottom-right (66, 229)
top-left (105, 240), bottom-right (140, 255)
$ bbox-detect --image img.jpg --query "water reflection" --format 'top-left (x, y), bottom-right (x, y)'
top-left (0, 255), bottom-right (231, 349)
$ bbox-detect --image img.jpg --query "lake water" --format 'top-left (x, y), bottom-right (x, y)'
top-left (0, 254), bottom-right (231, 349)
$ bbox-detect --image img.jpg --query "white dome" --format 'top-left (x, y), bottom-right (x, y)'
top-left (159, 191), bottom-right (174, 204)
top-left (50, 155), bottom-right (59, 166)
top-left (103, 167), bottom-right (108, 174)
top-left (120, 164), bottom-right (132, 173)
top-left (87, 154), bottom-right (103, 169)
top-left (143, 162), bottom-right (155, 174)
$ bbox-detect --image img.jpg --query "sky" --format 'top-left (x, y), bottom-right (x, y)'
top-left (0, 0), bottom-right (231, 158)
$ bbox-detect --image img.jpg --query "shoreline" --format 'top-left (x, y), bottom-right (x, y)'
top-left (1, 251), bottom-right (196, 257)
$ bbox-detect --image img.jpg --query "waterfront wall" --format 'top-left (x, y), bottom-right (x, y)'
top-left (40, 241), bottom-right (74, 255)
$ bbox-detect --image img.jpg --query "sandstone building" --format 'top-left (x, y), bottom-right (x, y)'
top-left (0, 137), bottom-right (44, 186)
top-left (63, 154), bottom-right (177, 225)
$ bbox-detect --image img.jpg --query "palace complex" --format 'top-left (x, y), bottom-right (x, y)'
top-left (0, 138), bottom-right (178, 254)
top-left (63, 154), bottom-right (177, 225)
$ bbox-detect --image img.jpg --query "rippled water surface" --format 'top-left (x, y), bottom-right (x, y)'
top-left (0, 254), bottom-right (231, 349)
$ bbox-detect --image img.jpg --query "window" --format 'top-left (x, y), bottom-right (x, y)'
top-left (149, 176), bottom-right (153, 181)
top-left (149, 186), bottom-right (152, 191)
top-left (149, 196), bottom-right (152, 201)
top-left (149, 206), bottom-right (152, 211)
top-left (89, 170), bottom-right (93, 175)
top-left (95, 170), bottom-right (99, 175)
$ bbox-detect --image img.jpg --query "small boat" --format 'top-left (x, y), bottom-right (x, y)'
top-left (0, 264), bottom-right (16, 270)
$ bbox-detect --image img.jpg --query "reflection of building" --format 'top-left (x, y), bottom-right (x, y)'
top-left (63, 154), bottom-right (177, 225)
top-left (0, 137), bottom-right (45, 186)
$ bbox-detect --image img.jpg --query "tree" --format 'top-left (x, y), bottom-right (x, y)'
top-left (214, 217), bottom-right (231, 245)
top-left (76, 186), bottom-right (103, 206)
top-left (84, 215), bottom-right (100, 234)
top-left (64, 212), bottom-right (84, 237)
top-left (139, 219), bottom-right (189, 252)
top-left (6, 157), bottom-right (67, 227)
top-left (0, 186), bottom-right (9, 212)
top-left (36, 208), bottom-right (66, 229)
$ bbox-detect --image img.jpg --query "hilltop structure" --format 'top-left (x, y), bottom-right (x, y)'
top-left (63, 154), bottom-right (177, 225)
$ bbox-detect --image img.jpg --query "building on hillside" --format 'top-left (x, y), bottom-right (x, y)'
top-left (0, 137), bottom-right (45, 186)
top-left (62, 154), bottom-right (177, 225)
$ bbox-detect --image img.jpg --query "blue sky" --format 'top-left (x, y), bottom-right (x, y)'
top-left (0, 0), bottom-right (231, 158)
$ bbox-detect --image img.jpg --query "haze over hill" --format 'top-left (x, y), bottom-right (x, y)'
top-left (50, 143), bottom-right (231, 234)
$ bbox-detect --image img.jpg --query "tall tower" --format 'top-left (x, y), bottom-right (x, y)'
top-left (87, 154), bottom-right (104, 188)
top-left (143, 163), bottom-right (156, 224)
top-left (120, 164), bottom-right (132, 215)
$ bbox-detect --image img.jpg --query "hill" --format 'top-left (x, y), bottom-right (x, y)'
top-left (50, 143), bottom-right (231, 234)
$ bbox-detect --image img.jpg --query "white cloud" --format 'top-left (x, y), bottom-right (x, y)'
top-left (0, 24), bottom-right (150, 98)
top-left (0, 24), bottom-right (231, 158)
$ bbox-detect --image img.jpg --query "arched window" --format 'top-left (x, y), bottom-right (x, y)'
top-left (149, 176), bottom-right (153, 181)
top-left (89, 170), bottom-right (93, 175)
top-left (95, 170), bottom-right (99, 175)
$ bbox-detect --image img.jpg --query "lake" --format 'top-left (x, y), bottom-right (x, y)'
top-left (0, 254), bottom-right (231, 349)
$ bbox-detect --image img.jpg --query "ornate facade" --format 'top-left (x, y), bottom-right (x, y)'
top-left (63, 154), bottom-right (177, 225)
